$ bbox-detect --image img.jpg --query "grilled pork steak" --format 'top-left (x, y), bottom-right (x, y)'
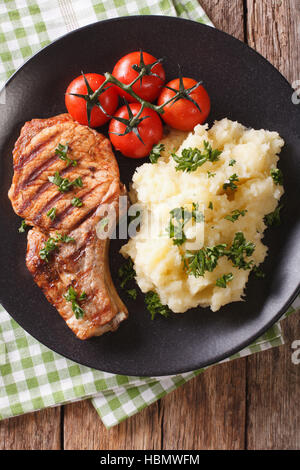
top-left (8, 114), bottom-right (128, 339)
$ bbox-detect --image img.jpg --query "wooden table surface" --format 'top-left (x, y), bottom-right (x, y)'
top-left (1, 0), bottom-right (299, 450)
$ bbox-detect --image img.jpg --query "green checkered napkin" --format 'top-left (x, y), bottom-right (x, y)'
top-left (0, 0), bottom-right (299, 429)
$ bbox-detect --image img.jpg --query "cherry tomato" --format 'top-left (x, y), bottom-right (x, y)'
top-left (112, 51), bottom-right (165, 103)
top-left (65, 73), bottom-right (118, 127)
top-left (109, 103), bottom-right (163, 158)
top-left (157, 78), bottom-right (211, 131)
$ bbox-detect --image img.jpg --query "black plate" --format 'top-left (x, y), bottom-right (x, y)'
top-left (0, 16), bottom-right (299, 376)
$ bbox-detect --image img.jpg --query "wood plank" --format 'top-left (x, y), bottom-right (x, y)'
top-left (161, 360), bottom-right (247, 450)
top-left (63, 399), bottom-right (161, 450)
top-left (0, 407), bottom-right (61, 450)
top-left (201, 0), bottom-right (245, 40)
top-left (246, 0), bottom-right (300, 450)
top-left (247, 0), bottom-right (300, 82)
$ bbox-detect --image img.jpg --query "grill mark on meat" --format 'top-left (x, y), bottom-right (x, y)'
top-left (59, 231), bottom-right (95, 266)
top-left (32, 175), bottom-right (98, 226)
top-left (91, 303), bottom-right (112, 324)
top-left (68, 205), bottom-right (99, 231)
top-left (36, 231), bottom-right (94, 279)
top-left (68, 246), bottom-right (85, 264)
top-left (18, 166), bottom-right (75, 213)
top-left (19, 181), bottom-right (52, 213)
top-left (18, 154), bottom-right (59, 191)
top-left (14, 132), bottom-right (60, 171)
top-left (10, 114), bottom-right (128, 339)
top-left (33, 191), bottom-right (65, 225)
top-left (34, 256), bottom-right (60, 282)
top-left (77, 266), bottom-right (92, 280)
top-left (65, 188), bottom-right (119, 232)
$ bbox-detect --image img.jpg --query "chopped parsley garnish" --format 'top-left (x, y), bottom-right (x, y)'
top-left (127, 289), bottom-right (137, 300)
top-left (48, 171), bottom-right (68, 190)
top-left (48, 171), bottom-right (83, 193)
top-left (207, 171), bottom-right (216, 178)
top-left (224, 209), bottom-right (247, 223)
top-left (208, 201), bottom-right (213, 210)
top-left (118, 260), bottom-right (139, 299)
top-left (73, 177), bottom-right (83, 188)
top-left (47, 207), bottom-right (57, 221)
top-left (183, 232), bottom-right (255, 277)
top-left (145, 291), bottom-right (171, 320)
top-left (55, 143), bottom-right (77, 167)
top-left (229, 159), bottom-right (236, 167)
top-left (167, 203), bottom-right (204, 246)
top-left (118, 258), bottom-right (135, 289)
top-left (216, 273), bottom-right (233, 288)
top-left (183, 244), bottom-right (227, 278)
top-left (270, 168), bottom-right (283, 186)
top-left (48, 172), bottom-right (72, 192)
top-left (64, 286), bottom-right (78, 302)
top-left (18, 220), bottom-right (28, 233)
top-left (264, 205), bottom-right (283, 227)
top-left (55, 233), bottom-right (75, 243)
top-left (171, 141), bottom-right (222, 172)
top-left (71, 197), bottom-right (83, 207)
top-left (79, 291), bottom-right (87, 301)
top-left (223, 174), bottom-right (239, 191)
top-left (167, 215), bottom-right (187, 246)
top-left (72, 303), bottom-right (85, 319)
top-left (191, 203), bottom-right (205, 223)
top-left (39, 237), bottom-right (59, 262)
top-left (64, 286), bottom-right (86, 319)
top-left (39, 233), bottom-right (75, 262)
top-left (149, 143), bottom-right (165, 163)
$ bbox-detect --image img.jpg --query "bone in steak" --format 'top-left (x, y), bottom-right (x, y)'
top-left (8, 114), bottom-right (128, 339)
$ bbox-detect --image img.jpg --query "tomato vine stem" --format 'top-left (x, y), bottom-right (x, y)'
top-left (100, 73), bottom-right (166, 114)
top-left (90, 71), bottom-right (203, 116)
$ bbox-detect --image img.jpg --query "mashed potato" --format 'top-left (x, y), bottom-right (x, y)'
top-left (121, 118), bottom-right (284, 312)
